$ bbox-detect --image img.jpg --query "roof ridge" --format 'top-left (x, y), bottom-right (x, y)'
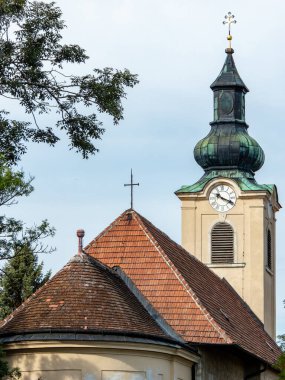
top-left (133, 212), bottom-right (233, 344)
top-left (134, 210), bottom-right (228, 278)
top-left (84, 209), bottom-right (132, 251)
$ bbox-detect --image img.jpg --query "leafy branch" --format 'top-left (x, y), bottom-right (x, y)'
top-left (0, 0), bottom-right (139, 164)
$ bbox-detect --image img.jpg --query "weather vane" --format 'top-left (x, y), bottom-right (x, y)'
top-left (223, 12), bottom-right (237, 49)
top-left (124, 169), bottom-right (139, 210)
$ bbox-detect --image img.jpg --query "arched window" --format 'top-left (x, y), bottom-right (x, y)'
top-left (267, 229), bottom-right (272, 270)
top-left (211, 222), bottom-right (234, 264)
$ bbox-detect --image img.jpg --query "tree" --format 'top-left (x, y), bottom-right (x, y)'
top-left (0, 348), bottom-right (20, 379)
top-left (0, 241), bottom-right (51, 318)
top-left (276, 301), bottom-right (285, 379)
top-left (0, 0), bottom-right (135, 376)
top-left (0, 157), bottom-right (53, 377)
top-left (0, 159), bottom-right (54, 317)
top-left (276, 344), bottom-right (285, 379)
top-left (0, 155), bottom-right (54, 318)
top-left (0, 0), bottom-right (139, 165)
top-left (0, 156), bottom-right (55, 262)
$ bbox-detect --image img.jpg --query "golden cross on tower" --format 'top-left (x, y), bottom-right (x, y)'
top-left (223, 12), bottom-right (237, 49)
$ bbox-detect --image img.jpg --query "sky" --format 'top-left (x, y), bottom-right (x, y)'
top-left (4, 0), bottom-right (285, 335)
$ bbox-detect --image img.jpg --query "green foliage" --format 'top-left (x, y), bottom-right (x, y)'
top-left (0, 1), bottom-right (138, 376)
top-left (279, 334), bottom-right (285, 352)
top-left (0, 157), bottom-right (52, 378)
top-left (275, 353), bottom-right (285, 380)
top-left (0, 0), bottom-right (26, 18)
top-left (0, 0), bottom-right (138, 164)
top-left (0, 156), bottom-right (33, 206)
top-left (0, 347), bottom-right (20, 379)
top-left (0, 156), bottom-right (54, 320)
top-left (0, 157), bottom-right (54, 262)
top-left (0, 240), bottom-right (51, 318)
top-left (275, 302), bottom-right (285, 379)
top-left (0, 217), bottom-right (55, 261)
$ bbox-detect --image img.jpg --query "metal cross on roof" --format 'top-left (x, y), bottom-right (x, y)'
top-left (223, 12), bottom-right (237, 49)
top-left (124, 169), bottom-right (139, 210)
top-left (223, 12), bottom-right (237, 35)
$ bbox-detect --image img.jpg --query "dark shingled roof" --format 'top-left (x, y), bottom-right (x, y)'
top-left (86, 209), bottom-right (281, 365)
top-left (210, 51), bottom-right (249, 92)
top-left (0, 253), bottom-right (167, 340)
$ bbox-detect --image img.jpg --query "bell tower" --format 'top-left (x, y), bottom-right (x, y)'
top-left (176, 22), bottom-right (281, 338)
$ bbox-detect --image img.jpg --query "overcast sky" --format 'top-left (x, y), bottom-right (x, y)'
top-left (5, 0), bottom-right (285, 335)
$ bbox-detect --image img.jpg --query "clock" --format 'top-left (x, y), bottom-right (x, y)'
top-left (209, 184), bottom-right (237, 212)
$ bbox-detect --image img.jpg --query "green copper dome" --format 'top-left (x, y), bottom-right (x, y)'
top-left (194, 123), bottom-right (264, 173)
top-left (194, 49), bottom-right (264, 175)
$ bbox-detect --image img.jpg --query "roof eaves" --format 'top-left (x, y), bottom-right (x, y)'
top-left (0, 329), bottom-right (188, 347)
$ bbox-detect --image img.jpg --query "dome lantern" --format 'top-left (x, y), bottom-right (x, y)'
top-left (194, 48), bottom-right (264, 175)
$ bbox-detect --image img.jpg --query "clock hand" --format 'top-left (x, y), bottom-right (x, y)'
top-left (216, 193), bottom-right (228, 201)
top-left (216, 193), bottom-right (234, 205)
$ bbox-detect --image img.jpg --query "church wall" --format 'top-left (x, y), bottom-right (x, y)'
top-left (197, 347), bottom-right (244, 380)
top-left (264, 268), bottom-right (275, 338)
top-left (196, 347), bottom-right (279, 380)
top-left (179, 178), bottom-right (276, 337)
top-left (263, 200), bottom-right (276, 339)
top-left (4, 340), bottom-right (197, 380)
top-left (261, 369), bottom-right (279, 380)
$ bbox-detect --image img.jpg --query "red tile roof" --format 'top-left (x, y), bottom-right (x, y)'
top-left (0, 254), bottom-right (167, 340)
top-left (86, 209), bottom-right (281, 365)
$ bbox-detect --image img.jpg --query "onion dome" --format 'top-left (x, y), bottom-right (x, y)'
top-left (194, 48), bottom-right (264, 175)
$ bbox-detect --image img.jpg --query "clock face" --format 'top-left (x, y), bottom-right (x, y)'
top-left (209, 184), bottom-right (237, 212)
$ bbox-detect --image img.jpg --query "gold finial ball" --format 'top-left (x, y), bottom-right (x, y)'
top-left (227, 35), bottom-right (232, 41)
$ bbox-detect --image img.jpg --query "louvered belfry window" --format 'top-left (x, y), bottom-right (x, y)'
top-left (211, 222), bottom-right (234, 264)
top-left (267, 229), bottom-right (272, 270)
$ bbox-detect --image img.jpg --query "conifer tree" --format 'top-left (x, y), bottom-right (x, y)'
top-left (0, 242), bottom-right (51, 318)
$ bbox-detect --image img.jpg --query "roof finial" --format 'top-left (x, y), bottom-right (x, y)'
top-left (223, 12), bottom-right (236, 53)
top-left (76, 229), bottom-right (85, 256)
top-left (124, 169), bottom-right (139, 210)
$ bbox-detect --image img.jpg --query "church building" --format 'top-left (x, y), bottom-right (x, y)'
top-left (0, 29), bottom-right (282, 380)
